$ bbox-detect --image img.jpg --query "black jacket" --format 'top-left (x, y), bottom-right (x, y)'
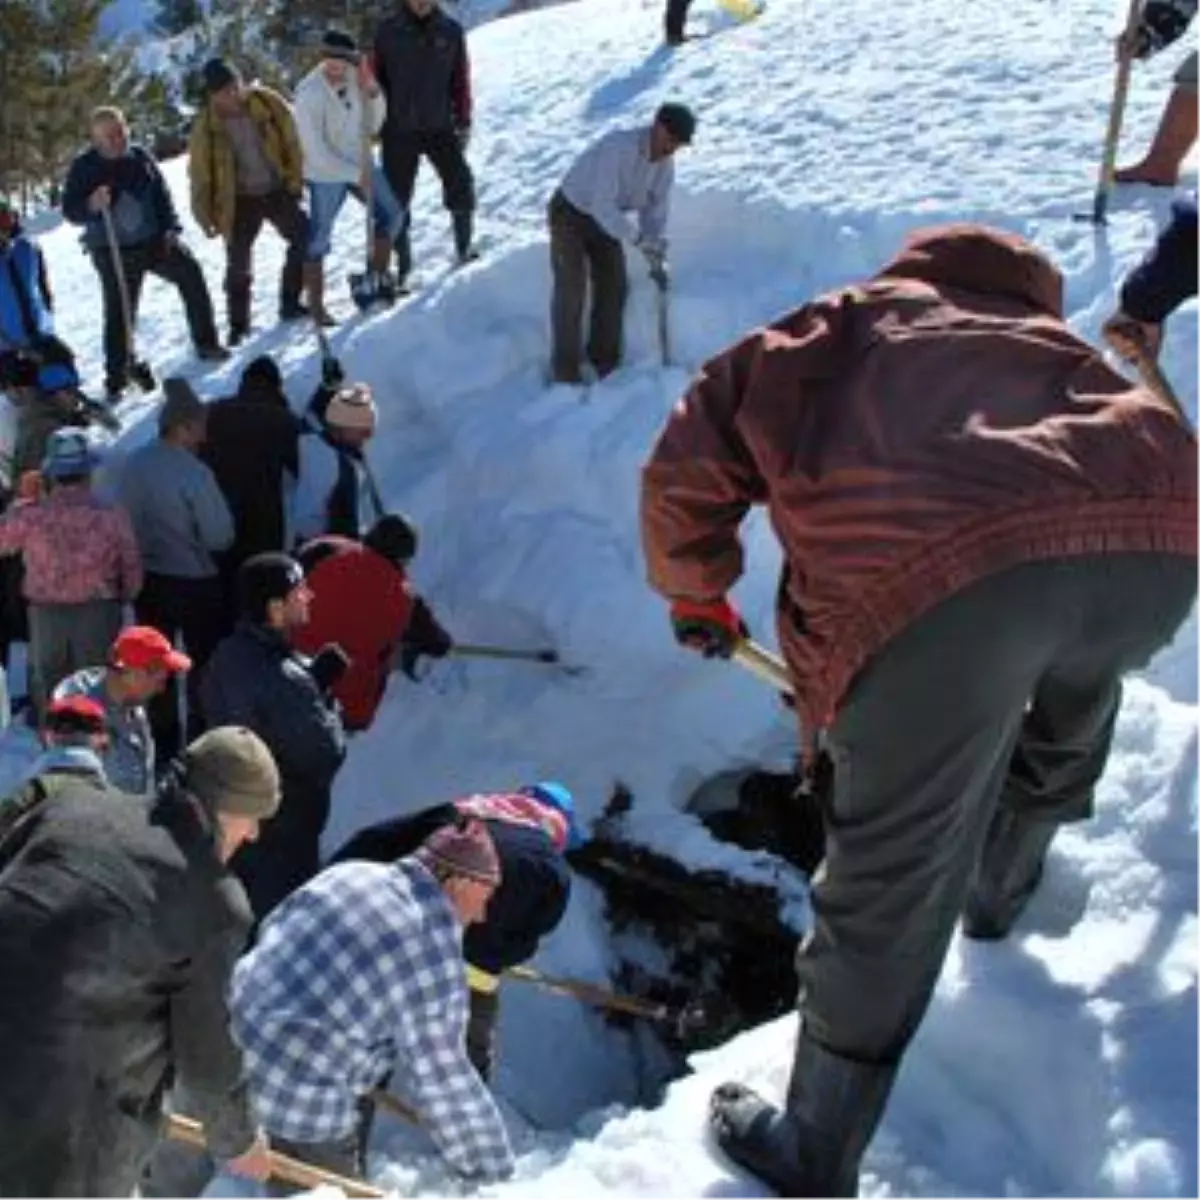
top-left (61, 144), bottom-right (181, 251)
top-left (331, 803), bottom-right (571, 976)
top-left (0, 775), bottom-right (256, 1196)
top-left (202, 379), bottom-right (302, 569)
top-left (1120, 195), bottom-right (1198, 324)
top-left (374, 6), bottom-right (471, 135)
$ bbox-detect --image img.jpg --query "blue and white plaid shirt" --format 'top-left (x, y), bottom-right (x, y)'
top-left (230, 859), bottom-right (514, 1182)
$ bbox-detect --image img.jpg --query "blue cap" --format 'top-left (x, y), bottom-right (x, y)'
top-left (522, 781), bottom-right (585, 850)
top-left (41, 428), bottom-right (99, 480)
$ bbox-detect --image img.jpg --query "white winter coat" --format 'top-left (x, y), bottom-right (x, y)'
top-left (294, 66), bottom-right (387, 185)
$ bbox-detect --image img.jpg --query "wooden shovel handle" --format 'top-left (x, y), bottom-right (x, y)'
top-left (732, 638), bottom-right (793, 694)
top-left (165, 1113), bottom-right (385, 1198)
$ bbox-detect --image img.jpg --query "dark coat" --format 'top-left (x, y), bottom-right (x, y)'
top-left (373, 6), bottom-right (472, 135)
top-left (61, 144), bottom-right (181, 251)
top-left (200, 621), bottom-right (346, 920)
top-left (331, 799), bottom-right (571, 977)
top-left (0, 775), bottom-right (256, 1196)
top-left (201, 378), bottom-right (302, 571)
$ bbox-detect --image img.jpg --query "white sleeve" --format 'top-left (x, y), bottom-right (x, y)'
top-left (291, 436), bottom-right (337, 543)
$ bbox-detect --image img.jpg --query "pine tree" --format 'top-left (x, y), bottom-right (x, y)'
top-left (154, 0), bottom-right (204, 36)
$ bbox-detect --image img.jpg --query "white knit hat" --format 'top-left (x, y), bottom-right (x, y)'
top-left (325, 383), bottom-right (377, 435)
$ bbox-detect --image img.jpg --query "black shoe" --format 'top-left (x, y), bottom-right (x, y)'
top-left (279, 300), bottom-right (309, 321)
top-left (196, 343), bottom-right (232, 363)
top-left (228, 324), bottom-right (250, 348)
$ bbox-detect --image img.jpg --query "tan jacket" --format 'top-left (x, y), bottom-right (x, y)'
top-left (188, 86), bottom-right (303, 239)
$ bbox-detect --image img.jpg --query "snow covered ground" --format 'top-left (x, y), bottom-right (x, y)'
top-left (6, 0), bottom-right (1197, 1193)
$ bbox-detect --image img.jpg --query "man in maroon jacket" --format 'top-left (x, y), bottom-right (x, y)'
top-left (640, 223), bottom-right (1197, 1196)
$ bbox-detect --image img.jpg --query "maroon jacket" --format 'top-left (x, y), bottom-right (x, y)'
top-left (640, 223), bottom-right (1197, 742)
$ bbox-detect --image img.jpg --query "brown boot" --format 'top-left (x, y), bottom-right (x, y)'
top-left (303, 260), bottom-right (336, 327)
top-left (1114, 85), bottom-right (1199, 186)
top-left (370, 235), bottom-right (392, 276)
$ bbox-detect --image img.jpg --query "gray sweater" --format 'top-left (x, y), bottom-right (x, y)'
top-left (559, 126), bottom-right (673, 247)
top-left (118, 440), bottom-right (234, 579)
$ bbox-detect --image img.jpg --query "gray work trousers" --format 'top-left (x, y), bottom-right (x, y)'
top-left (28, 598), bottom-right (123, 717)
top-left (799, 552), bottom-right (1196, 1065)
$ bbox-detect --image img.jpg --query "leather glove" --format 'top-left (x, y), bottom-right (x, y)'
top-left (399, 597), bottom-right (453, 680)
top-left (670, 598), bottom-right (748, 659)
top-left (309, 643), bottom-right (351, 693)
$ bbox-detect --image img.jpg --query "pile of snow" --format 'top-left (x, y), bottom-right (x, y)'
top-left (7, 0), bottom-right (1195, 1193)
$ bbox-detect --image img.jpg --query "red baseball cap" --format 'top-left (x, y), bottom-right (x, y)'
top-left (110, 626), bottom-right (192, 674)
top-left (45, 694), bottom-right (107, 734)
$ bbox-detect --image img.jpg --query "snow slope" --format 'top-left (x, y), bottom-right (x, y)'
top-left (8, 0), bottom-right (1198, 1193)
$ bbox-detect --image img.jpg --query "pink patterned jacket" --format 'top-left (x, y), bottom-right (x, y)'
top-left (0, 484), bottom-right (143, 605)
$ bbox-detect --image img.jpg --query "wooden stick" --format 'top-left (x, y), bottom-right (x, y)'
top-left (732, 638), bottom-right (793, 694)
top-left (1091, 0), bottom-right (1143, 224)
top-left (370, 1088), bottom-right (421, 1127)
top-left (505, 963), bottom-right (674, 1022)
top-left (165, 1113), bottom-right (385, 1198)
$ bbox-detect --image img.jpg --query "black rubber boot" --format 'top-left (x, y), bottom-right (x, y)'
top-left (962, 807), bottom-right (1058, 940)
top-left (452, 209), bottom-right (478, 263)
top-left (709, 1031), bottom-right (896, 1196)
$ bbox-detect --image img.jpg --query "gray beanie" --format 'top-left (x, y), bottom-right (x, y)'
top-left (159, 377), bottom-right (207, 436)
top-left (181, 727), bottom-right (281, 818)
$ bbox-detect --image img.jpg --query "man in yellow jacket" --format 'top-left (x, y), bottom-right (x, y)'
top-left (188, 58), bottom-right (310, 347)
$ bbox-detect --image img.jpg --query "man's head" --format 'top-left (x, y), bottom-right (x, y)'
top-left (520, 781), bottom-right (586, 851)
top-left (179, 726), bottom-right (281, 862)
top-left (415, 819), bottom-right (501, 927)
top-left (40, 429), bottom-right (99, 488)
top-left (107, 625), bottom-right (192, 705)
top-left (323, 382), bottom-right (377, 448)
top-left (363, 513), bottom-right (419, 568)
top-left (89, 106), bottom-right (130, 159)
top-left (319, 28), bottom-right (360, 85)
top-left (159, 377), bottom-right (209, 450)
top-left (238, 552), bottom-right (313, 630)
top-left (41, 695), bottom-right (110, 753)
top-left (239, 354), bottom-right (285, 405)
top-left (203, 57), bottom-right (245, 116)
top-left (650, 102), bottom-right (696, 161)
top-left (405, 0), bottom-right (438, 20)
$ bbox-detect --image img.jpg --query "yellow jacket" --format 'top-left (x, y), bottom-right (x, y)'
top-left (188, 85), bottom-right (303, 240)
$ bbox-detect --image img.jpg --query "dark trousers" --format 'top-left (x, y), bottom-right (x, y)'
top-left (224, 190), bottom-right (308, 333)
top-left (548, 190), bottom-right (627, 381)
top-left (265, 1093), bottom-right (379, 1196)
top-left (381, 131), bottom-right (476, 278)
top-left (664, 0), bottom-right (692, 38)
top-left (91, 238), bottom-right (219, 391)
top-left (799, 553), bottom-right (1196, 1074)
top-left (134, 572), bottom-right (226, 766)
top-left (466, 986), bottom-right (500, 1081)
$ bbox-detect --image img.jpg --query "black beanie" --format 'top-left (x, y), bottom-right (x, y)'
top-left (203, 57), bottom-right (240, 96)
top-left (320, 28), bottom-right (361, 63)
top-left (241, 352), bottom-right (283, 391)
top-left (364, 514), bottom-right (419, 566)
top-left (238, 553), bottom-right (305, 623)
top-left (654, 102), bottom-right (696, 145)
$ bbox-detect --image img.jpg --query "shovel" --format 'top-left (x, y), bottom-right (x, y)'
top-left (450, 641), bottom-right (589, 676)
top-left (100, 205), bottom-right (156, 392)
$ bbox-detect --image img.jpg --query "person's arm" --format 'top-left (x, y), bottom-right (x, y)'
top-left (450, 26), bottom-right (472, 133)
top-left (638, 159), bottom-right (673, 250)
top-left (143, 148), bottom-right (182, 236)
top-left (188, 462), bottom-right (236, 554)
top-left (571, 134), bottom-right (639, 244)
top-left (267, 89), bottom-right (305, 195)
top-left (188, 113), bottom-right (218, 236)
top-left (60, 152), bottom-right (96, 227)
top-left (111, 504), bottom-right (144, 602)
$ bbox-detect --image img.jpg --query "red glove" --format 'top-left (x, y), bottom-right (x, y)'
top-left (670, 598), bottom-right (748, 659)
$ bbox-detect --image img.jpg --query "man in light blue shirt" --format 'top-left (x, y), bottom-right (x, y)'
top-left (548, 102), bottom-right (696, 384)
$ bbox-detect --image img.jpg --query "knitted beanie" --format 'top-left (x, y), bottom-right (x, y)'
top-left (415, 819), bottom-right (501, 886)
top-left (181, 726), bottom-right (281, 818)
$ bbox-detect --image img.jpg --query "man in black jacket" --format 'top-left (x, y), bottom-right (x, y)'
top-left (0, 725), bottom-right (278, 1196)
top-left (331, 781), bottom-right (582, 1080)
top-left (200, 552), bottom-right (348, 922)
top-left (200, 355), bottom-right (303, 634)
top-left (61, 106), bottom-right (228, 399)
top-left (374, 0), bottom-right (477, 290)
top-left (1102, 195), bottom-right (1198, 367)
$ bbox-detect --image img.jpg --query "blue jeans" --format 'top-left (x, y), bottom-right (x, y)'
top-left (305, 168), bottom-right (406, 261)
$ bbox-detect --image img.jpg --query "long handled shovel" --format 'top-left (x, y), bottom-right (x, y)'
top-left (165, 1113), bottom-right (385, 1198)
top-left (731, 637), bottom-right (792, 694)
top-left (450, 641), bottom-right (589, 676)
top-left (1077, 0), bottom-right (1142, 226)
top-left (652, 269), bottom-right (672, 366)
top-left (100, 205), bottom-right (156, 392)
top-left (505, 963), bottom-right (708, 1037)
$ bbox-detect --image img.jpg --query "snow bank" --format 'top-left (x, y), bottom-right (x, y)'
top-left (9, 0), bottom-right (1195, 1193)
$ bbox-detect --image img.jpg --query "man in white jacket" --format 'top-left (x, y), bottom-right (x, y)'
top-left (293, 29), bottom-right (406, 324)
top-left (547, 102), bottom-right (695, 384)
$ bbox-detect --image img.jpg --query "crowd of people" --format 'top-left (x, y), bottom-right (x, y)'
top-left (0, 0), bottom-right (1195, 1196)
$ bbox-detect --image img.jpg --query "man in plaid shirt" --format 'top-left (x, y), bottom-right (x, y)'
top-left (230, 818), bottom-right (514, 1185)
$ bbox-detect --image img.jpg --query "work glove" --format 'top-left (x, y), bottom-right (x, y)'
top-left (669, 597), bottom-right (748, 659)
top-left (399, 597), bottom-right (453, 680)
top-left (309, 642), bottom-right (351, 694)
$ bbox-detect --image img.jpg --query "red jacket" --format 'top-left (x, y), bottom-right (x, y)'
top-left (292, 536), bottom-right (413, 732)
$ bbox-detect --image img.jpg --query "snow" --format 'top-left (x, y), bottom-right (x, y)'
top-left (4, 0), bottom-right (1197, 1194)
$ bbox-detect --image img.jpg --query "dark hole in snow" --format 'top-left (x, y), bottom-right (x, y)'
top-left (564, 772), bottom-right (822, 1104)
